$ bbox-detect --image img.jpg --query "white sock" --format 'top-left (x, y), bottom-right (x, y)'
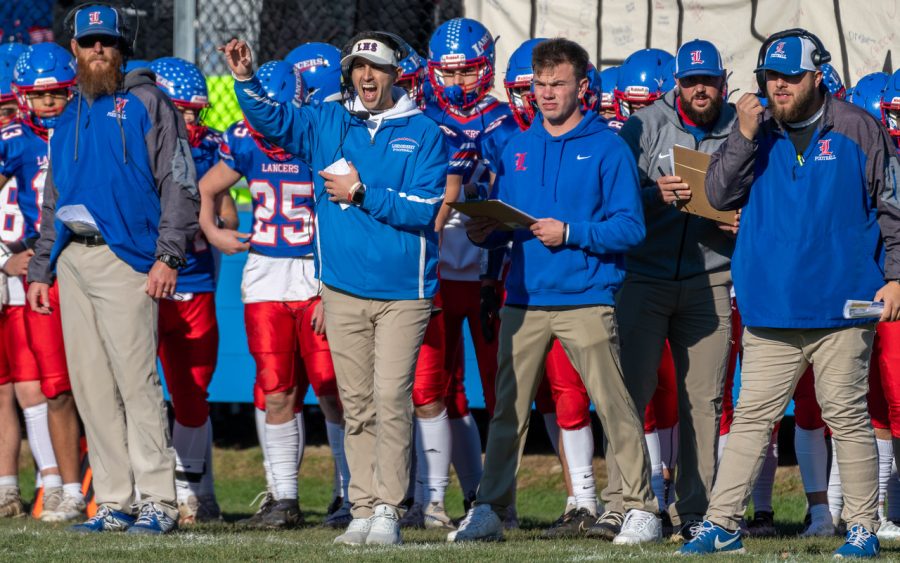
top-left (200, 419), bottom-right (215, 497)
top-left (795, 426), bottom-right (828, 495)
top-left (255, 408), bottom-right (274, 492)
top-left (0, 476), bottom-right (16, 488)
top-left (414, 409), bottom-right (451, 505)
top-left (23, 403), bottom-right (58, 473)
top-left (751, 433), bottom-right (777, 513)
top-left (717, 433), bottom-right (729, 470)
top-left (265, 420), bottom-right (299, 501)
top-left (325, 421), bottom-right (350, 501)
top-left (63, 482), bottom-right (83, 501)
top-left (449, 414), bottom-right (483, 501)
top-left (828, 446), bottom-right (844, 522)
top-left (173, 419), bottom-right (210, 501)
top-left (877, 438), bottom-right (893, 520)
top-left (887, 461), bottom-right (900, 521)
top-left (645, 430), bottom-right (665, 511)
top-left (566, 495), bottom-right (576, 512)
top-left (42, 474), bottom-right (62, 490)
top-left (295, 412), bottom-right (306, 468)
top-left (562, 425), bottom-right (596, 513)
top-left (543, 413), bottom-right (560, 454)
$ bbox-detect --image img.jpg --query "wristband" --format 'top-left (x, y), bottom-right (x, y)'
top-left (230, 70), bottom-right (254, 82)
top-left (348, 181), bottom-right (362, 201)
top-left (564, 223), bottom-right (570, 244)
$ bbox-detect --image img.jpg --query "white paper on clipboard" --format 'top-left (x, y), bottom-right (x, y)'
top-left (324, 158), bottom-right (352, 210)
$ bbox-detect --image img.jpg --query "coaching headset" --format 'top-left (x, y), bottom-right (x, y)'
top-left (755, 28), bottom-right (831, 93)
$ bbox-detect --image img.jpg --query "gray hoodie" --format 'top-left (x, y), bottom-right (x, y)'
top-left (618, 88), bottom-right (736, 281)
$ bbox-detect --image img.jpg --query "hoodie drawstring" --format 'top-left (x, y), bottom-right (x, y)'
top-left (116, 100), bottom-right (128, 164)
top-left (73, 93), bottom-right (82, 162)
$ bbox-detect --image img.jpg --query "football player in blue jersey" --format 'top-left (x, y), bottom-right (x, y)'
top-left (598, 66), bottom-right (620, 124)
top-left (285, 42), bottom-right (344, 107)
top-left (199, 60), bottom-right (349, 530)
top-left (396, 47), bottom-right (426, 107)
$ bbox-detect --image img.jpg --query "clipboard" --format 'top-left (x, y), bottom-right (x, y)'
top-left (447, 200), bottom-right (537, 231)
top-left (672, 145), bottom-right (738, 224)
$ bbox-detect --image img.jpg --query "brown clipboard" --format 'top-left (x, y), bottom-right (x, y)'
top-left (672, 145), bottom-right (738, 224)
top-left (447, 200), bottom-right (537, 231)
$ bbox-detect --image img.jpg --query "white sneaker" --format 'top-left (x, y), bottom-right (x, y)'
top-left (613, 509), bottom-right (663, 545)
top-left (447, 504), bottom-right (503, 542)
top-left (366, 504), bottom-right (402, 545)
top-left (423, 501), bottom-right (455, 530)
top-left (41, 491), bottom-right (86, 523)
top-left (801, 517), bottom-right (835, 538)
top-left (877, 519), bottom-right (900, 541)
top-left (39, 488), bottom-right (63, 520)
top-left (334, 517), bottom-right (371, 545)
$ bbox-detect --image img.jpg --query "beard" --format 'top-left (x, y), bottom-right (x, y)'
top-left (77, 49), bottom-right (124, 98)
top-left (769, 82), bottom-right (818, 123)
top-left (680, 90), bottom-right (723, 126)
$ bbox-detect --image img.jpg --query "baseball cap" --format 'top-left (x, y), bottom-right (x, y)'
top-left (340, 36), bottom-right (400, 74)
top-left (674, 39), bottom-right (724, 79)
top-left (73, 5), bottom-right (124, 40)
top-left (757, 36), bottom-right (818, 76)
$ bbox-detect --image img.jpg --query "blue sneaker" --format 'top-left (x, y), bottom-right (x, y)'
top-left (676, 520), bottom-right (745, 555)
top-left (834, 524), bottom-right (880, 558)
top-left (69, 505), bottom-right (135, 533)
top-left (126, 502), bottom-right (178, 535)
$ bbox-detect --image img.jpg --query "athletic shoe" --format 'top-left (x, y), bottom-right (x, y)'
top-left (41, 487), bottom-right (63, 519)
top-left (834, 524), bottom-right (880, 558)
top-left (671, 520), bottom-right (703, 543)
top-left (613, 509), bottom-right (662, 544)
top-left (42, 491), bottom-right (86, 523)
top-left (255, 499), bottom-right (303, 529)
top-left (333, 517), bottom-right (372, 545)
top-left (398, 502), bottom-right (424, 528)
top-left (127, 502), bottom-right (178, 535)
top-left (542, 507), bottom-right (596, 538)
top-left (177, 494), bottom-right (222, 526)
top-left (236, 491), bottom-right (276, 527)
top-left (746, 510), bottom-right (776, 537)
top-left (0, 486), bottom-right (24, 518)
top-left (676, 520), bottom-right (745, 555)
top-left (586, 510), bottom-right (624, 540)
top-left (366, 504), bottom-right (401, 545)
top-left (69, 505), bottom-right (135, 533)
top-left (323, 500), bottom-right (353, 529)
top-left (877, 519), bottom-right (900, 541)
top-left (800, 512), bottom-right (835, 538)
top-left (503, 504), bottom-right (519, 530)
top-left (448, 504), bottom-right (503, 542)
top-left (424, 501), bottom-right (456, 530)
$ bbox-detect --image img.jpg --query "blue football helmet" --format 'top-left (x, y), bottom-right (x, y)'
top-left (124, 59), bottom-right (151, 73)
top-left (660, 57), bottom-right (676, 92)
top-left (847, 72), bottom-right (888, 121)
top-left (248, 60), bottom-right (305, 161)
top-left (582, 63), bottom-right (603, 113)
top-left (504, 38), bottom-right (546, 130)
top-left (614, 48), bottom-right (674, 121)
top-left (396, 47), bottom-right (426, 106)
top-left (820, 63), bottom-right (845, 99)
top-left (598, 66), bottom-right (619, 116)
top-left (0, 54), bottom-right (17, 106)
top-left (0, 43), bottom-right (26, 63)
top-left (13, 43), bottom-right (77, 135)
top-left (285, 42), bottom-right (342, 107)
top-left (428, 18), bottom-right (496, 110)
top-left (150, 57), bottom-right (209, 109)
top-left (881, 69), bottom-right (900, 140)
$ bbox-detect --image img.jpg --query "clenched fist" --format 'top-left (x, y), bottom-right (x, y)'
top-left (736, 92), bottom-right (765, 141)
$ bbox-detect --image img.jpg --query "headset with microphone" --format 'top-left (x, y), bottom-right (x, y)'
top-left (754, 28), bottom-right (830, 93)
top-left (339, 31), bottom-right (410, 120)
top-left (63, 1), bottom-right (141, 58)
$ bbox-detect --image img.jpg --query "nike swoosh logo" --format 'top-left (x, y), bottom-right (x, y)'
top-left (714, 535), bottom-right (740, 549)
top-left (659, 153), bottom-right (670, 159)
top-left (576, 155), bottom-right (591, 160)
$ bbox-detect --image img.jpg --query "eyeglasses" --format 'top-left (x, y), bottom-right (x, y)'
top-left (76, 34), bottom-right (120, 49)
top-left (25, 89), bottom-right (69, 101)
top-left (0, 107), bottom-right (17, 118)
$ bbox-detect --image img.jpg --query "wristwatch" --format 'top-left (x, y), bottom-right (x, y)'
top-left (157, 254), bottom-right (187, 270)
top-left (351, 183), bottom-right (367, 206)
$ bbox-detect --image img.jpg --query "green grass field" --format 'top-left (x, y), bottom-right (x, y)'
top-left (0, 445), bottom-right (891, 561)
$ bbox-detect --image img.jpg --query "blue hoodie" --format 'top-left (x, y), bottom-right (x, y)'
top-left (234, 80), bottom-right (447, 300)
top-left (481, 112), bottom-right (645, 307)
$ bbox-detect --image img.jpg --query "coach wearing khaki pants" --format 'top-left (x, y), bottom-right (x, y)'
top-left (678, 30), bottom-right (900, 558)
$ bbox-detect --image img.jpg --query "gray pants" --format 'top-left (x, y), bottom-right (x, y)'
top-left (57, 243), bottom-right (176, 517)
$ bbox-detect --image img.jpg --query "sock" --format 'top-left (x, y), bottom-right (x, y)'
top-left (828, 447), bottom-right (843, 523)
top-left (887, 460), bottom-right (900, 521)
top-left (199, 419), bottom-right (215, 497)
top-left (173, 419), bottom-right (210, 502)
top-left (42, 474), bottom-right (62, 490)
top-left (295, 412), bottom-right (306, 468)
top-left (795, 426), bottom-right (828, 496)
top-left (561, 425), bottom-right (596, 514)
top-left (265, 420), bottom-right (299, 501)
top-left (414, 409), bottom-right (451, 505)
top-left (326, 421), bottom-right (350, 501)
top-left (877, 438), bottom-right (893, 520)
top-left (255, 408), bottom-right (274, 492)
top-left (658, 424), bottom-right (679, 473)
top-left (717, 433), bottom-right (729, 470)
top-left (809, 502), bottom-right (831, 526)
top-left (63, 482), bottom-right (83, 502)
top-left (543, 413), bottom-right (560, 454)
top-left (645, 430), bottom-right (665, 511)
top-left (449, 414), bottom-right (483, 501)
top-left (566, 495), bottom-right (576, 512)
top-left (0, 476), bottom-right (16, 488)
top-left (23, 403), bottom-right (59, 473)
top-left (751, 433), bottom-right (777, 513)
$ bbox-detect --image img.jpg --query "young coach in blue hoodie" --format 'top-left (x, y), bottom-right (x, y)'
top-left (451, 38), bottom-right (661, 544)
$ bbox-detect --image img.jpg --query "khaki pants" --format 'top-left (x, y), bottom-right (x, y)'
top-left (56, 243), bottom-right (176, 516)
top-left (475, 305), bottom-right (657, 513)
top-left (603, 270), bottom-right (732, 524)
top-left (707, 325), bottom-right (878, 531)
top-left (321, 286), bottom-right (432, 518)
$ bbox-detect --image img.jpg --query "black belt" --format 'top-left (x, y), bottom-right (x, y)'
top-left (70, 233), bottom-right (106, 246)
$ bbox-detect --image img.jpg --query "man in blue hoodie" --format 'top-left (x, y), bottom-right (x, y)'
top-left (451, 37), bottom-right (660, 544)
top-left (223, 32), bottom-right (446, 546)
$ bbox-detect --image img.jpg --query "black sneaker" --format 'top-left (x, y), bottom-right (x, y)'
top-left (236, 492), bottom-right (276, 528)
top-left (258, 499), bottom-right (303, 529)
top-left (746, 510), bottom-right (776, 537)
top-left (672, 519), bottom-right (703, 543)
top-left (542, 507), bottom-right (596, 538)
top-left (586, 510), bottom-right (624, 540)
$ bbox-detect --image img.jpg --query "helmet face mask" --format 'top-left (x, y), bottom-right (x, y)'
top-left (504, 80), bottom-right (537, 130)
top-left (396, 48), bottom-right (425, 105)
top-left (881, 70), bottom-right (900, 139)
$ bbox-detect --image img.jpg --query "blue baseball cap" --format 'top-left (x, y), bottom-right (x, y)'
top-left (73, 5), bottom-right (124, 40)
top-left (757, 36), bottom-right (818, 76)
top-left (674, 39), bottom-right (724, 79)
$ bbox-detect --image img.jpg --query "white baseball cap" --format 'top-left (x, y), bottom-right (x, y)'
top-left (340, 38), bottom-right (399, 73)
